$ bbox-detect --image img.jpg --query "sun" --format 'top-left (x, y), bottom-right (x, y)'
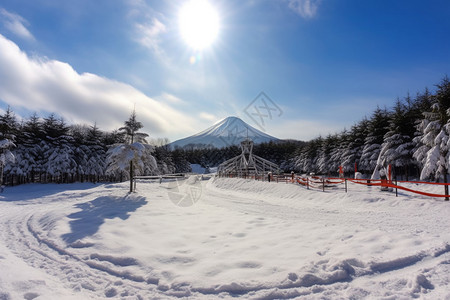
top-left (179, 0), bottom-right (220, 50)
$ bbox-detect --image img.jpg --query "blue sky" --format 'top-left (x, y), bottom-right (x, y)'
top-left (1, 0), bottom-right (450, 141)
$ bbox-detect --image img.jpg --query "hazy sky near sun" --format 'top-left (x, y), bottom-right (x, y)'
top-left (1, 0), bottom-right (450, 141)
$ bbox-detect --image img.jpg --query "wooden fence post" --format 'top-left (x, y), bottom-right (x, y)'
top-left (395, 179), bottom-right (398, 197)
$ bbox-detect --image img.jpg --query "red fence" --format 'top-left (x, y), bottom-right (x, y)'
top-left (296, 176), bottom-right (450, 200)
top-left (220, 173), bottom-right (450, 200)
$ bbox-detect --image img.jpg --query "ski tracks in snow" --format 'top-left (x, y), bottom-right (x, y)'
top-left (0, 185), bottom-right (175, 299)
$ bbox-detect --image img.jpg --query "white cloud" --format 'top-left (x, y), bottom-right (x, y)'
top-left (125, 0), bottom-right (168, 57)
top-left (0, 34), bottom-right (201, 139)
top-left (135, 18), bottom-right (167, 56)
top-left (0, 8), bottom-right (35, 41)
top-left (287, 0), bottom-right (321, 19)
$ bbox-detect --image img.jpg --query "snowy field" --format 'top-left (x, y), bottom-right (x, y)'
top-left (0, 177), bottom-right (450, 299)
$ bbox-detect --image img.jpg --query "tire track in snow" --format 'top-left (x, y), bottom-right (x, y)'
top-left (2, 207), bottom-right (112, 297)
top-left (0, 202), bottom-right (170, 299)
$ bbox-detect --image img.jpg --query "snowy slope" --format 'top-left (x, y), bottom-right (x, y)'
top-left (170, 116), bottom-right (279, 149)
top-left (0, 179), bottom-right (450, 299)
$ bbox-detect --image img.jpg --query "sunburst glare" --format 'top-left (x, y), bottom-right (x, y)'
top-left (179, 0), bottom-right (220, 50)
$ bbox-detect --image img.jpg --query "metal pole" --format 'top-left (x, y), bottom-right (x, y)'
top-left (322, 177), bottom-right (325, 192)
top-left (395, 179), bottom-right (398, 197)
top-left (345, 179), bottom-right (347, 193)
top-left (307, 177), bottom-right (309, 189)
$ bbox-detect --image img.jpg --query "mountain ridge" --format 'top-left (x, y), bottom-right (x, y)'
top-left (170, 116), bottom-right (280, 149)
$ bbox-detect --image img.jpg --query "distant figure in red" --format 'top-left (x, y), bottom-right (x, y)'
top-left (338, 166), bottom-right (344, 178)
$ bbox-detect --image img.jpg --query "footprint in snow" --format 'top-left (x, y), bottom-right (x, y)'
top-left (24, 292), bottom-right (39, 300)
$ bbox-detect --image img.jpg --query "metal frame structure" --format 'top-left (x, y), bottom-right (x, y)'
top-left (218, 139), bottom-right (279, 177)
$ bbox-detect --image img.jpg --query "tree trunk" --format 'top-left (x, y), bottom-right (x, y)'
top-left (129, 160), bottom-right (134, 193)
top-left (0, 164), bottom-right (3, 186)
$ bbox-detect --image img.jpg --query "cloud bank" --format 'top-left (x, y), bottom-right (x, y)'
top-left (0, 34), bottom-right (197, 139)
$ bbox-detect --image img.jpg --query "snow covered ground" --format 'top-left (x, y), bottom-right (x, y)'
top-left (0, 177), bottom-right (450, 299)
top-left (190, 163), bottom-right (218, 174)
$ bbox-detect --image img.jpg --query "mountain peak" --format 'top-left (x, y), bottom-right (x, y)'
top-left (170, 116), bottom-right (279, 149)
top-left (212, 116), bottom-right (242, 125)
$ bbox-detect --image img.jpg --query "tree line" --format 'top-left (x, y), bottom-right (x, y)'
top-left (286, 76), bottom-right (450, 181)
top-left (0, 110), bottom-right (192, 185)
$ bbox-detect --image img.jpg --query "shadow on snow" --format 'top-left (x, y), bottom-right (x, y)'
top-left (62, 195), bottom-right (147, 244)
top-left (0, 183), bottom-right (104, 202)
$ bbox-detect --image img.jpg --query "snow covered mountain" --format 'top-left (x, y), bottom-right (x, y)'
top-left (170, 116), bottom-right (280, 149)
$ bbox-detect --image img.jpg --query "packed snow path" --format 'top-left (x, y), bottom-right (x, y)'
top-left (0, 177), bottom-right (450, 299)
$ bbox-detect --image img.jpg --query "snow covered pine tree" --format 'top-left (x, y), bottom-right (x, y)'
top-left (413, 77), bottom-right (450, 199)
top-left (373, 99), bottom-right (415, 180)
top-left (0, 139), bottom-right (15, 190)
top-left (106, 110), bottom-right (157, 192)
top-left (0, 107), bottom-right (17, 188)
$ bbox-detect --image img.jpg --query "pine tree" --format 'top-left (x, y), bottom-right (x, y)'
top-left (42, 116), bottom-right (76, 183)
top-left (7, 114), bottom-right (41, 182)
top-left (295, 138), bottom-right (320, 174)
top-left (342, 120), bottom-right (368, 175)
top-left (0, 107), bottom-right (17, 186)
top-left (0, 106), bottom-right (18, 141)
top-left (172, 148), bottom-right (192, 173)
top-left (70, 124), bottom-right (89, 181)
top-left (153, 145), bottom-right (175, 175)
top-left (359, 107), bottom-right (389, 177)
top-left (412, 89), bottom-right (434, 169)
top-left (0, 139), bottom-right (15, 186)
top-left (374, 99), bottom-right (415, 179)
top-left (317, 135), bottom-right (336, 175)
top-left (415, 76), bottom-right (450, 197)
top-left (85, 123), bottom-right (107, 182)
top-left (328, 130), bottom-right (349, 175)
top-left (106, 110), bottom-right (157, 192)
